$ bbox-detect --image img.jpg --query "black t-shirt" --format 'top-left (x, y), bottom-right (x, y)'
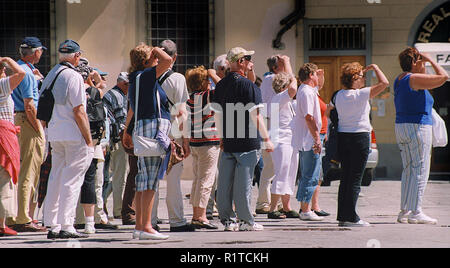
top-left (211, 72), bottom-right (263, 153)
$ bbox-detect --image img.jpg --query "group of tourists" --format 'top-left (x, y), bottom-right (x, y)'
top-left (0, 36), bottom-right (447, 240)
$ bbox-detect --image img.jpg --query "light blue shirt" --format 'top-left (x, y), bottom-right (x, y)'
top-left (11, 59), bottom-right (39, 111)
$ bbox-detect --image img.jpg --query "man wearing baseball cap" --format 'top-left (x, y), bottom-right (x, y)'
top-left (211, 47), bottom-right (274, 232)
top-left (42, 39), bottom-right (94, 239)
top-left (9, 37), bottom-right (47, 233)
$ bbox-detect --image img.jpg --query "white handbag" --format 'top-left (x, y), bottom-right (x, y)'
top-left (132, 73), bottom-right (166, 157)
top-left (432, 108), bottom-right (448, 148)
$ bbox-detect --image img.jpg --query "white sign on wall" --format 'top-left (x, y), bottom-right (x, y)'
top-left (415, 42), bottom-right (450, 81)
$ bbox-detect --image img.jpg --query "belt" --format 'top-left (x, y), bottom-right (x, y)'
top-left (15, 111), bottom-right (25, 113)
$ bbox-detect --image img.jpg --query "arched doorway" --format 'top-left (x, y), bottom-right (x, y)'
top-left (408, 0), bottom-right (450, 175)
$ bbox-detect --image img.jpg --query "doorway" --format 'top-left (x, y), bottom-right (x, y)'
top-left (309, 55), bottom-right (366, 103)
top-left (431, 82), bottom-right (450, 173)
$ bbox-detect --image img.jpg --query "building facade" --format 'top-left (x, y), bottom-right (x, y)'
top-left (1, 0), bottom-right (448, 178)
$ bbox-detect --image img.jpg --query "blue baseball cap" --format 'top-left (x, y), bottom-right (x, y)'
top-left (58, 40), bottom-right (82, 53)
top-left (20, 37), bottom-right (47, 50)
top-left (94, 68), bottom-right (108, 76)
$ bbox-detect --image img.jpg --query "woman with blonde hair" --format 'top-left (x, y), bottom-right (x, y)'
top-left (267, 71), bottom-right (299, 219)
top-left (185, 66), bottom-right (220, 229)
top-left (122, 43), bottom-right (173, 240)
top-left (394, 47), bottom-right (448, 224)
top-left (328, 62), bottom-right (388, 227)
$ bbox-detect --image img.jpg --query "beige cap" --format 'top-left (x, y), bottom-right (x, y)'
top-left (227, 47), bottom-right (255, 63)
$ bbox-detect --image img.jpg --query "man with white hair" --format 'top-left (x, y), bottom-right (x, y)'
top-left (10, 37), bottom-right (47, 233)
top-left (42, 40), bottom-right (94, 239)
top-left (151, 39), bottom-right (195, 232)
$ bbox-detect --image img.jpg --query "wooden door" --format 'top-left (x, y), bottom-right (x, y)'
top-left (309, 56), bottom-right (366, 104)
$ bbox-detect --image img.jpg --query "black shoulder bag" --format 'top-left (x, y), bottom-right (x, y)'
top-left (37, 68), bottom-right (68, 123)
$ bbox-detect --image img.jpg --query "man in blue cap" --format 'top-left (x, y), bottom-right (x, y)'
top-left (42, 39), bottom-right (95, 239)
top-left (10, 37), bottom-right (47, 233)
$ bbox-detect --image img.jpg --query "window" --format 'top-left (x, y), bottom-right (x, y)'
top-left (146, 0), bottom-right (214, 76)
top-left (0, 0), bottom-right (54, 75)
top-left (309, 24), bottom-right (366, 50)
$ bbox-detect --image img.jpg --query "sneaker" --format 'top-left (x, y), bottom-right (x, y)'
top-left (239, 222), bottom-right (264, 231)
top-left (299, 211), bottom-right (324, 221)
top-left (84, 224), bottom-right (96, 234)
top-left (339, 220), bottom-right (371, 227)
top-left (397, 210), bottom-right (411, 224)
top-left (139, 231), bottom-right (169, 240)
top-left (223, 221), bottom-right (239, 232)
top-left (408, 213), bottom-right (437, 225)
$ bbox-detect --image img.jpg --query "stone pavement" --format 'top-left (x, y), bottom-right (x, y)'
top-left (1, 179), bottom-right (449, 248)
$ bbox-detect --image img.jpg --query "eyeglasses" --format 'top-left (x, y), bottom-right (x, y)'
top-left (242, 55), bottom-right (252, 62)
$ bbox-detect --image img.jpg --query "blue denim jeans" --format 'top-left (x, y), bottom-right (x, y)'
top-left (296, 149), bottom-right (321, 203)
top-left (217, 150), bottom-right (261, 225)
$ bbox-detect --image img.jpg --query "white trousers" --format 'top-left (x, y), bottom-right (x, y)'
top-left (271, 143), bottom-right (299, 196)
top-left (152, 161), bottom-right (187, 227)
top-left (395, 123), bottom-right (432, 213)
top-left (44, 140), bottom-right (94, 231)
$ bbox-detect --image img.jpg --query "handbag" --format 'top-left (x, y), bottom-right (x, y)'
top-left (432, 108), bottom-right (448, 148)
top-left (132, 73), bottom-right (170, 157)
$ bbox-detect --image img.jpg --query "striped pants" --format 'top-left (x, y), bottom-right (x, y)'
top-left (395, 123), bottom-right (432, 213)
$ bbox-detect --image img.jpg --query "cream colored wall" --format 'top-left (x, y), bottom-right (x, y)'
top-left (61, 0), bottom-right (146, 89)
top-left (216, 0), bottom-right (297, 78)
top-left (297, 0), bottom-right (433, 144)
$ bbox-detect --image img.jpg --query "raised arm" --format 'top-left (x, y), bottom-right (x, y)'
top-left (410, 53), bottom-right (449, 90)
top-left (0, 57), bottom-right (26, 90)
top-left (153, 47), bottom-right (173, 79)
top-left (365, 64), bottom-right (389, 98)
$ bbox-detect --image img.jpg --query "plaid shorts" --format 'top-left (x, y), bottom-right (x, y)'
top-left (134, 118), bottom-right (171, 192)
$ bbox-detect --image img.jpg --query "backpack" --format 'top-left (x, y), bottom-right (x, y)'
top-left (105, 88), bottom-right (126, 144)
top-left (36, 68), bottom-right (68, 123)
top-left (86, 86), bottom-right (106, 141)
top-left (324, 90), bottom-right (342, 164)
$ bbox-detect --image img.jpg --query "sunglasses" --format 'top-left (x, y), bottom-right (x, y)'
top-left (242, 55), bottom-right (252, 62)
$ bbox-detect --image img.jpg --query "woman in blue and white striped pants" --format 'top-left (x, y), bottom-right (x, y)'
top-left (395, 124), bottom-right (432, 218)
top-left (394, 47), bottom-right (448, 224)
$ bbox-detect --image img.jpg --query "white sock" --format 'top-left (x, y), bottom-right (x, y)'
top-left (62, 225), bottom-right (76, 233)
top-left (85, 216), bottom-right (94, 224)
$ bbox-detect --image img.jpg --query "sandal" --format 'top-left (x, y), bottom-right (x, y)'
top-left (268, 211), bottom-right (287, 219)
top-left (282, 210), bottom-right (300, 218)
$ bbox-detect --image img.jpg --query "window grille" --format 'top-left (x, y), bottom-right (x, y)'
top-left (146, 0), bottom-right (214, 76)
top-left (309, 24), bottom-right (366, 50)
top-left (0, 0), bottom-right (54, 75)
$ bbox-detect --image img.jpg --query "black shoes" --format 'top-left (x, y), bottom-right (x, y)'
top-left (47, 231), bottom-right (59, 240)
top-left (170, 224), bottom-right (196, 232)
top-left (59, 230), bottom-right (89, 239)
top-left (191, 220), bottom-right (218, 230)
top-left (47, 230), bottom-right (89, 239)
top-left (94, 222), bottom-right (119, 230)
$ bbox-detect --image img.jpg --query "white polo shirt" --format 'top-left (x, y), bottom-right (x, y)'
top-left (41, 64), bottom-right (86, 142)
top-left (292, 84), bottom-right (322, 151)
